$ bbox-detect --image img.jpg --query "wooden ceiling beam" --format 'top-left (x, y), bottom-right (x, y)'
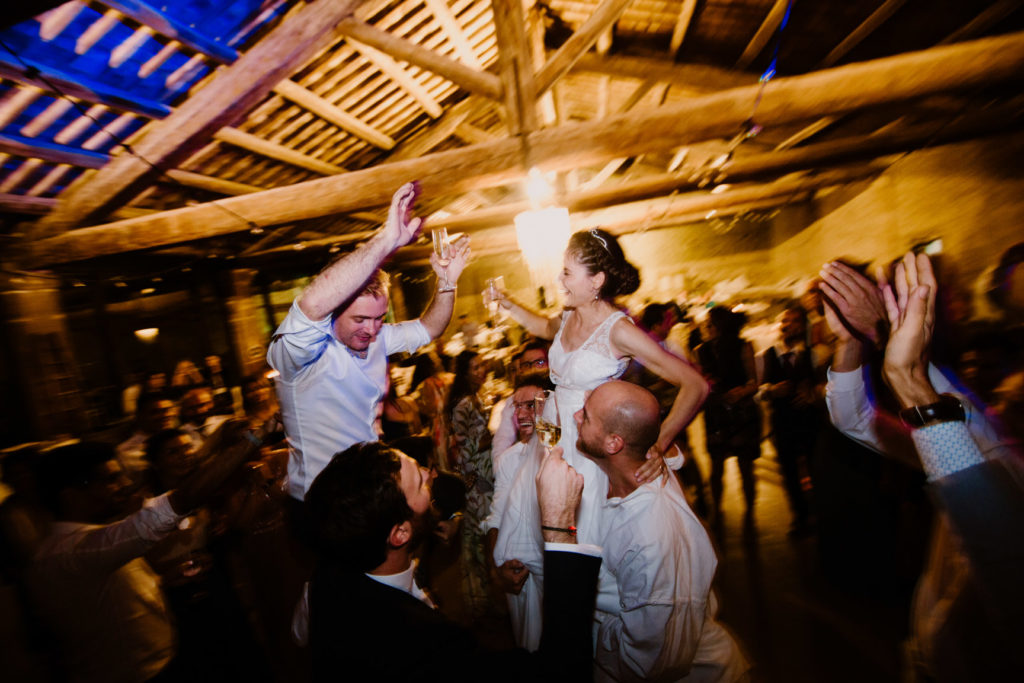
top-left (573, 53), bottom-right (757, 93)
top-left (490, 0), bottom-right (538, 135)
top-left (939, 0), bottom-right (1023, 45)
top-left (0, 133), bottom-right (108, 169)
top-left (0, 54), bottom-right (169, 119)
top-left (163, 170), bottom-right (265, 195)
top-left (272, 79), bottom-right (396, 149)
top-left (819, 0), bottom-right (907, 68)
top-left (422, 0), bottom-right (484, 69)
top-left (535, 0), bottom-right (634, 96)
top-left (571, 165), bottom-right (880, 232)
top-left (213, 128), bottom-right (347, 175)
top-left (345, 38), bottom-right (443, 118)
top-left (669, 0), bottom-right (700, 54)
top-left (337, 18), bottom-right (502, 99)
top-left (735, 0), bottom-right (790, 71)
top-left (22, 31), bottom-right (1024, 266)
top-left (95, 0), bottom-right (239, 63)
top-left (388, 98), bottom-right (480, 162)
top-left (1, 193), bottom-right (56, 215)
top-left (31, 0), bottom-right (369, 236)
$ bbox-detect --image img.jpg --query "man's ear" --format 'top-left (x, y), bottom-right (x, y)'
top-left (388, 520), bottom-right (412, 549)
top-left (605, 432), bottom-right (625, 457)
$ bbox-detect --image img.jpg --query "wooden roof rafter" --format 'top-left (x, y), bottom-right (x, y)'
top-left (30, 0), bottom-right (372, 237)
top-left (20, 31), bottom-right (1024, 267)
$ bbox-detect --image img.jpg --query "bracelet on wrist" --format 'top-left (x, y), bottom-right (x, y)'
top-left (541, 525), bottom-right (576, 537)
top-left (437, 284), bottom-right (456, 293)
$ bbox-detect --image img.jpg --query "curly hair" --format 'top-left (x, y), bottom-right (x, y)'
top-left (305, 442), bottom-right (411, 571)
top-left (566, 228), bottom-right (640, 299)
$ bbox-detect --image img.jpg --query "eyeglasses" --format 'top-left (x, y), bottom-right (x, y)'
top-left (519, 358), bottom-right (548, 369)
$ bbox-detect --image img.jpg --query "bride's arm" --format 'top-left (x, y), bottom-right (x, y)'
top-left (494, 290), bottom-right (560, 340)
top-left (610, 320), bottom-right (709, 455)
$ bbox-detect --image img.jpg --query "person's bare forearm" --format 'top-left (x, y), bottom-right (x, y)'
top-left (658, 373), bottom-right (709, 454)
top-left (501, 295), bottom-right (558, 339)
top-left (419, 285), bottom-right (457, 339)
top-left (831, 337), bottom-right (863, 373)
top-left (298, 232), bottom-right (397, 320)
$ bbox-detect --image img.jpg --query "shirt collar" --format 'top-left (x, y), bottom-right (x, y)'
top-left (365, 560), bottom-right (433, 607)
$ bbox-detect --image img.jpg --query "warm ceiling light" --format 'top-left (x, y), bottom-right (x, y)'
top-left (134, 328), bottom-right (159, 342)
top-left (515, 207), bottom-right (571, 281)
top-left (525, 167), bottom-right (555, 207)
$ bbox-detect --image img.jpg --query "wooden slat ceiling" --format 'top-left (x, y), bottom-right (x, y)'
top-left (0, 0), bottom-right (1022, 279)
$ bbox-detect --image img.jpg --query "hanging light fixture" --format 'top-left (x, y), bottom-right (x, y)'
top-left (514, 169), bottom-right (572, 287)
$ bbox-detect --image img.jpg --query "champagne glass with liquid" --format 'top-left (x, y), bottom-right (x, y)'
top-left (533, 390), bottom-right (561, 451)
top-left (432, 227), bottom-right (451, 289)
top-left (483, 276), bottom-right (504, 320)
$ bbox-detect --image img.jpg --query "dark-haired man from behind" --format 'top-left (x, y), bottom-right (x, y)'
top-left (306, 441), bottom-right (601, 683)
top-left (575, 381), bottom-right (747, 682)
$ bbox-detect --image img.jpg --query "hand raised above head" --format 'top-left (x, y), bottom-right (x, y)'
top-left (382, 181), bottom-right (423, 249)
top-left (430, 234), bottom-right (471, 284)
top-left (819, 260), bottom-right (888, 345)
top-left (882, 253), bottom-right (939, 408)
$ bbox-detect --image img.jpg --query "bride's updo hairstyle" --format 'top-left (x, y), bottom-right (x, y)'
top-left (566, 228), bottom-right (641, 299)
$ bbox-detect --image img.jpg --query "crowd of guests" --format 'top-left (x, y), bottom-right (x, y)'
top-left (1, 182), bottom-right (1021, 682)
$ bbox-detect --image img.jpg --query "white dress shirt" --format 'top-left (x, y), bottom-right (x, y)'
top-left (268, 300), bottom-right (431, 499)
top-left (28, 494), bottom-right (184, 683)
top-left (594, 476), bottom-right (747, 682)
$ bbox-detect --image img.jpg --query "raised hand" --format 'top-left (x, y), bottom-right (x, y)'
top-left (430, 234), bottom-right (471, 286)
top-left (383, 181), bottom-right (423, 249)
top-left (882, 252), bottom-right (939, 408)
top-left (819, 261), bottom-right (888, 345)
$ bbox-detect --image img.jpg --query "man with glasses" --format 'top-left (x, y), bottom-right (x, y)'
top-left (483, 374), bottom-right (553, 650)
top-left (491, 340), bottom-right (551, 457)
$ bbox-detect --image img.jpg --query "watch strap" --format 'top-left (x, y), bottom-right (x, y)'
top-left (899, 394), bottom-right (965, 429)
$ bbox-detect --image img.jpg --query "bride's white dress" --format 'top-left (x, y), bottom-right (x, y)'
top-left (494, 310), bottom-right (629, 650)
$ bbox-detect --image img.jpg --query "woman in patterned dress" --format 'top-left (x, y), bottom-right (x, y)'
top-left (446, 349), bottom-right (494, 618)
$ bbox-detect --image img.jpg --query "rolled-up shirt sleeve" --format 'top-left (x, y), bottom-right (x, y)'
top-left (267, 300), bottom-right (335, 382)
top-left (381, 319), bottom-right (431, 355)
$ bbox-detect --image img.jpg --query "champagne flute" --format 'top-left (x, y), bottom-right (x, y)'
top-left (533, 390), bottom-right (561, 451)
top-left (432, 227), bottom-right (451, 289)
top-left (483, 276), bottom-right (504, 320)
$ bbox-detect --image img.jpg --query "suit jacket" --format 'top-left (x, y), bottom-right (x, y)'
top-left (762, 345), bottom-right (817, 430)
top-left (310, 549), bottom-right (600, 683)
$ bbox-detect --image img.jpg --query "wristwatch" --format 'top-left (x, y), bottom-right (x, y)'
top-left (898, 394), bottom-right (966, 429)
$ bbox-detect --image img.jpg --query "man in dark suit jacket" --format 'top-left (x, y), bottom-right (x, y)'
top-left (760, 304), bottom-right (820, 534)
top-left (305, 441), bottom-right (600, 683)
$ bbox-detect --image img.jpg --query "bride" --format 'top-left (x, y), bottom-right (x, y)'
top-left (492, 227), bottom-right (708, 649)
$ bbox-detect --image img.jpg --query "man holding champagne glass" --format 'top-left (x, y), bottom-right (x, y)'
top-left (268, 181), bottom-right (470, 504)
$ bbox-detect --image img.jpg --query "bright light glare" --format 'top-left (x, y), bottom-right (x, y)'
top-left (525, 168), bottom-right (555, 206)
